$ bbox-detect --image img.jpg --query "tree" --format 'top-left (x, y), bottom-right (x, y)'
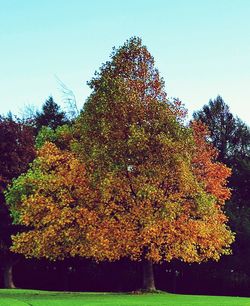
top-left (35, 124), bottom-right (73, 150)
top-left (193, 96), bottom-right (250, 163)
top-left (6, 38), bottom-right (234, 291)
top-left (6, 142), bottom-right (97, 259)
top-left (193, 96), bottom-right (250, 208)
top-left (76, 35), bottom-right (233, 262)
top-left (0, 116), bottom-right (35, 288)
top-left (34, 96), bottom-right (69, 132)
top-left (193, 96), bottom-right (250, 290)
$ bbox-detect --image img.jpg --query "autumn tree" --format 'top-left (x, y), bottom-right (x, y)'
top-left (0, 115), bottom-right (35, 288)
top-left (6, 142), bottom-right (99, 259)
top-left (6, 38), bottom-right (234, 291)
top-left (35, 124), bottom-right (73, 150)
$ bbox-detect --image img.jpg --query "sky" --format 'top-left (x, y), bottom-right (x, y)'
top-left (0, 0), bottom-right (250, 123)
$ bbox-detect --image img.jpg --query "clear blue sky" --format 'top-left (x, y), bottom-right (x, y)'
top-left (1, 0), bottom-right (250, 123)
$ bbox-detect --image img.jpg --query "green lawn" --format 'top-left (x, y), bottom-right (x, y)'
top-left (0, 289), bottom-right (250, 306)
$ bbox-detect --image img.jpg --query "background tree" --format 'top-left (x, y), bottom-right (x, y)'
top-left (193, 96), bottom-right (235, 162)
top-left (6, 38), bottom-right (234, 291)
top-left (34, 96), bottom-right (69, 133)
top-left (0, 115), bottom-right (35, 288)
top-left (193, 96), bottom-right (250, 289)
top-left (35, 125), bottom-right (73, 150)
top-left (193, 95), bottom-right (250, 209)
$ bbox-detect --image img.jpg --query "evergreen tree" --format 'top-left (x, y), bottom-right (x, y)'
top-left (35, 96), bottom-right (68, 132)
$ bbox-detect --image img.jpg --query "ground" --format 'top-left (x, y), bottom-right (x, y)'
top-left (0, 290), bottom-right (250, 306)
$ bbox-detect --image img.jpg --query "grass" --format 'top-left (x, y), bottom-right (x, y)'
top-left (0, 289), bottom-right (250, 306)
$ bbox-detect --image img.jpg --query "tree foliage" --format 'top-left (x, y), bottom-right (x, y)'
top-left (35, 125), bottom-right (73, 150)
top-left (193, 96), bottom-right (250, 280)
top-left (193, 96), bottom-right (250, 206)
top-left (193, 96), bottom-right (250, 163)
top-left (0, 116), bottom-right (35, 186)
top-left (0, 115), bottom-right (35, 267)
top-left (6, 142), bottom-right (98, 259)
top-left (34, 96), bottom-right (69, 132)
top-left (6, 38), bottom-right (234, 266)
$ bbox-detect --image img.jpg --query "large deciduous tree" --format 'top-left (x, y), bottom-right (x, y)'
top-left (6, 38), bottom-right (234, 291)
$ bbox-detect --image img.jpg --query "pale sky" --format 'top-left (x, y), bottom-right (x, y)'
top-left (0, 0), bottom-right (250, 124)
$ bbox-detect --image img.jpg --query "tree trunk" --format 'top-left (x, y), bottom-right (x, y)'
top-left (142, 260), bottom-right (156, 291)
top-left (4, 262), bottom-right (16, 289)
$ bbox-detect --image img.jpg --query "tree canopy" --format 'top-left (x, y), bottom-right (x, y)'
top-left (5, 38), bottom-right (234, 290)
